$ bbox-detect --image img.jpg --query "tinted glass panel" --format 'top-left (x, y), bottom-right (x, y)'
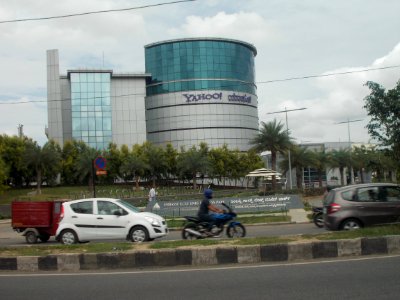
top-left (145, 40), bottom-right (256, 95)
top-left (70, 201), bottom-right (93, 214)
top-left (70, 72), bottom-right (112, 149)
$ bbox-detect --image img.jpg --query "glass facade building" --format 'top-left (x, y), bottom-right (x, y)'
top-left (144, 38), bottom-right (259, 151)
top-left (70, 71), bottom-right (112, 149)
top-left (46, 50), bottom-right (148, 149)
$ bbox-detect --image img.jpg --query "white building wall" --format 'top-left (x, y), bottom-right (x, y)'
top-left (111, 76), bottom-right (147, 147)
top-left (46, 49), bottom-right (63, 145)
top-left (145, 90), bottom-right (259, 151)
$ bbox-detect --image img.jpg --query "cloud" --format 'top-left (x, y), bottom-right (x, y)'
top-left (167, 11), bottom-right (277, 43)
top-left (259, 42), bottom-right (400, 144)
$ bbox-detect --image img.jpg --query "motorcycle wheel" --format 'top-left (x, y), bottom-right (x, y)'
top-left (313, 213), bottom-right (324, 228)
top-left (226, 224), bottom-right (246, 238)
top-left (182, 223), bottom-right (200, 240)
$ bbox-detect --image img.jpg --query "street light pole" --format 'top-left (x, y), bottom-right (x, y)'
top-left (334, 118), bottom-right (363, 184)
top-left (267, 107), bottom-right (307, 190)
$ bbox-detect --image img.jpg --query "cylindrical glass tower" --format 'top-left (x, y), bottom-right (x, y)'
top-left (144, 38), bottom-right (258, 151)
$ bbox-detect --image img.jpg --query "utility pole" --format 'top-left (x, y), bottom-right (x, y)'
top-left (334, 118), bottom-right (363, 184)
top-left (267, 107), bottom-right (307, 189)
top-left (17, 124), bottom-right (24, 138)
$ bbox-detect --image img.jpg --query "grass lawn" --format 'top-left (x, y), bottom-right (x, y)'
top-left (1, 224), bottom-right (399, 257)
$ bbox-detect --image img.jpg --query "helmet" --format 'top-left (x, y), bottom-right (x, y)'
top-left (204, 188), bottom-right (213, 199)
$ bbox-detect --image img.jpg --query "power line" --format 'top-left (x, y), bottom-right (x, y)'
top-left (0, 64), bottom-right (399, 105)
top-left (258, 65), bottom-right (400, 84)
top-left (0, 0), bottom-right (197, 24)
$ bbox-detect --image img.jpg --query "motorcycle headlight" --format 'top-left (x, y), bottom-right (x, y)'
top-left (145, 216), bottom-right (161, 227)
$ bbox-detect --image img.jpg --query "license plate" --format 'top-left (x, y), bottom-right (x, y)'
top-left (323, 207), bottom-right (327, 214)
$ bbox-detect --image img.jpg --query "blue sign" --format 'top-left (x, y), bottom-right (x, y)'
top-left (94, 156), bottom-right (107, 170)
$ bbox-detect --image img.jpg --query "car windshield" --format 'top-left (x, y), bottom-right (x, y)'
top-left (116, 199), bottom-right (140, 213)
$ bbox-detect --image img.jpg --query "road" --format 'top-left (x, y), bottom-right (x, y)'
top-left (0, 221), bottom-right (324, 246)
top-left (1, 255), bottom-right (399, 299)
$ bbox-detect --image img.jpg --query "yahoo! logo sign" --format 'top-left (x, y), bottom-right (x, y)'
top-left (183, 92), bottom-right (223, 102)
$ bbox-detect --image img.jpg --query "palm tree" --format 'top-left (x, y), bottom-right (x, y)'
top-left (329, 149), bottom-right (351, 186)
top-left (310, 149), bottom-right (331, 188)
top-left (279, 145), bottom-right (314, 189)
top-left (24, 140), bottom-right (61, 194)
top-left (75, 146), bottom-right (98, 191)
top-left (250, 119), bottom-right (292, 189)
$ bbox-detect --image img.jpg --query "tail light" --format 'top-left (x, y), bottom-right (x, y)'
top-left (327, 203), bottom-right (341, 214)
top-left (58, 205), bottom-right (64, 223)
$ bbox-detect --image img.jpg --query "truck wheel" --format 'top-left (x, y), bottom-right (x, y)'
top-left (60, 229), bottom-right (78, 245)
top-left (25, 231), bottom-right (38, 244)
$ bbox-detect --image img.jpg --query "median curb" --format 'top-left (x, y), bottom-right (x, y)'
top-left (1, 235), bottom-right (399, 272)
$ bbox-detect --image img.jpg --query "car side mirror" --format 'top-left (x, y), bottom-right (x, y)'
top-left (113, 210), bottom-right (122, 216)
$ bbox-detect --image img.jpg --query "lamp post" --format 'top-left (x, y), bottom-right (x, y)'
top-left (267, 107), bottom-right (307, 189)
top-left (334, 118), bottom-right (363, 184)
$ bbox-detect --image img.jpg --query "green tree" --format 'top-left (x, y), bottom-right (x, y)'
top-left (104, 143), bottom-right (122, 181)
top-left (61, 140), bottom-right (89, 184)
top-left (0, 144), bottom-right (9, 193)
top-left (364, 80), bottom-right (400, 163)
top-left (250, 119), bottom-right (293, 189)
top-left (120, 149), bottom-right (148, 191)
top-left (164, 143), bottom-right (178, 184)
top-left (238, 150), bottom-right (264, 187)
top-left (141, 142), bottom-right (167, 187)
top-left (24, 140), bottom-right (61, 194)
top-left (0, 134), bottom-right (30, 187)
top-left (176, 145), bottom-right (210, 189)
top-left (208, 144), bottom-right (233, 186)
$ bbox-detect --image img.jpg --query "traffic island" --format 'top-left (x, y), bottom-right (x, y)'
top-left (1, 235), bottom-right (400, 272)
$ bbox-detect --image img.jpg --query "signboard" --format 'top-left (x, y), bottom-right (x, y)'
top-left (96, 170), bottom-right (107, 176)
top-left (145, 195), bottom-right (304, 216)
top-left (182, 92), bottom-right (255, 106)
top-left (94, 156), bottom-right (107, 170)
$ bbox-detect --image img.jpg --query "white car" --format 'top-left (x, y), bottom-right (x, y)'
top-left (55, 198), bottom-right (168, 245)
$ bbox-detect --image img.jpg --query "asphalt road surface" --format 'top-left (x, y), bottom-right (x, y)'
top-left (1, 255), bottom-right (399, 299)
top-left (0, 221), bottom-right (324, 246)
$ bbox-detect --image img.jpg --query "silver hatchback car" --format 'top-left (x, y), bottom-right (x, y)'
top-left (323, 183), bottom-right (400, 230)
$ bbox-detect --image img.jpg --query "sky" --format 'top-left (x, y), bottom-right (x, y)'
top-left (1, 0), bottom-right (400, 146)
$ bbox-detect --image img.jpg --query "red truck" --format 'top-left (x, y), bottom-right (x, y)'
top-left (11, 200), bottom-right (65, 244)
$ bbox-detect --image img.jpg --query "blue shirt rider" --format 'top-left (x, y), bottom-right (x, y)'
top-left (197, 189), bottom-right (224, 235)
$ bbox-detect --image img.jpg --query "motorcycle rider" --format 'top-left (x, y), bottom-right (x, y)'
top-left (198, 188), bottom-right (224, 236)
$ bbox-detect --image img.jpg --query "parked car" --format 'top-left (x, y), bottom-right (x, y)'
top-left (323, 183), bottom-right (400, 230)
top-left (56, 198), bottom-right (168, 244)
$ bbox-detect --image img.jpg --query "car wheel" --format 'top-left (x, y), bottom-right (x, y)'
top-left (129, 226), bottom-right (149, 242)
top-left (25, 231), bottom-right (38, 244)
top-left (340, 219), bottom-right (362, 230)
top-left (60, 229), bottom-right (78, 245)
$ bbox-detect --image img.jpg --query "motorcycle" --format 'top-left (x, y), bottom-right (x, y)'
top-left (182, 202), bottom-right (246, 239)
top-left (312, 206), bottom-right (324, 228)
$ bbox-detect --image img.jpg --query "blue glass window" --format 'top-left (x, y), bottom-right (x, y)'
top-left (70, 72), bottom-right (112, 149)
top-left (145, 39), bottom-right (256, 96)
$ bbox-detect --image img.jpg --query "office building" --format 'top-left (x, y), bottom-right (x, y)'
top-left (46, 38), bottom-right (259, 151)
